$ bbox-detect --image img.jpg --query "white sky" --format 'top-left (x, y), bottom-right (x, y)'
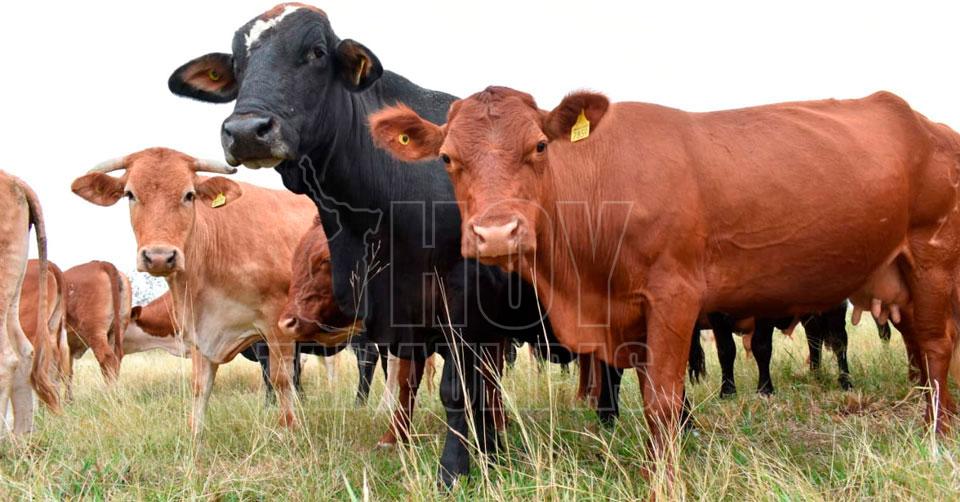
top-left (2, 1), bottom-right (958, 273)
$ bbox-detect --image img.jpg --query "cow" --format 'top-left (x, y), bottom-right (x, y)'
top-left (125, 293), bottom-right (188, 357)
top-left (369, 86), bottom-right (960, 481)
top-left (166, 4), bottom-right (599, 485)
top-left (63, 261), bottom-right (131, 394)
top-left (18, 260), bottom-right (70, 402)
top-left (0, 171), bottom-right (60, 433)
top-left (72, 147), bottom-right (331, 433)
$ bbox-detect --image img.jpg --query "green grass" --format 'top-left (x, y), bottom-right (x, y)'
top-left (0, 319), bottom-right (958, 500)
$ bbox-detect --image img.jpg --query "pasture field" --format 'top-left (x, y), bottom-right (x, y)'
top-left (1, 318), bottom-right (958, 500)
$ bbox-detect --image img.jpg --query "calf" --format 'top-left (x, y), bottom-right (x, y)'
top-left (73, 147), bottom-right (318, 431)
top-left (0, 171), bottom-right (59, 432)
top-left (370, 87), bottom-right (960, 481)
top-left (63, 261), bottom-right (131, 391)
top-left (125, 293), bottom-right (186, 357)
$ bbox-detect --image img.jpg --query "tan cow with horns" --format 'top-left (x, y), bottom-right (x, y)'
top-left (71, 147), bottom-right (316, 431)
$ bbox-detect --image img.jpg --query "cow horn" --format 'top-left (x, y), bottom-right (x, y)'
top-left (193, 159), bottom-right (237, 175)
top-left (88, 157), bottom-right (128, 174)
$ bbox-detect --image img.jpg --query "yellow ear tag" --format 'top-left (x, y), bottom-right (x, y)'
top-left (211, 192), bottom-right (226, 208)
top-left (570, 109), bottom-right (590, 143)
top-left (208, 69), bottom-right (222, 82)
top-left (398, 133), bottom-right (410, 145)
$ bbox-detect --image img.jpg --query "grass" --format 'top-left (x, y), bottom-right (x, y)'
top-left (0, 318), bottom-right (958, 500)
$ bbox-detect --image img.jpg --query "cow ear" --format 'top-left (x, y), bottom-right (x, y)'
top-left (196, 176), bottom-right (243, 206)
top-left (71, 173), bottom-right (125, 206)
top-left (335, 39), bottom-right (383, 92)
top-left (130, 306), bottom-right (143, 322)
top-left (368, 104), bottom-right (444, 162)
top-left (168, 52), bottom-right (238, 103)
top-left (543, 91), bottom-right (610, 141)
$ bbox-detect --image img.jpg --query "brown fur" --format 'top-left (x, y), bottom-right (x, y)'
top-left (63, 261), bottom-right (128, 384)
top-left (372, 87), bottom-right (960, 478)
top-left (72, 147), bottom-right (316, 432)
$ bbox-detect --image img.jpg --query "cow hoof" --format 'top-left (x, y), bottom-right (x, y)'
top-left (436, 469), bottom-right (462, 491)
top-left (757, 386), bottom-right (775, 396)
top-left (840, 380), bottom-right (854, 391)
top-left (719, 386), bottom-right (737, 398)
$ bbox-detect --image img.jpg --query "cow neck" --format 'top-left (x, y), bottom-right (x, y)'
top-left (163, 206), bottom-right (225, 330)
top-left (533, 150), bottom-right (616, 294)
top-left (303, 71), bottom-right (457, 216)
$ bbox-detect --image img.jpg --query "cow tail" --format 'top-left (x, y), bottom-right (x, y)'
top-left (21, 180), bottom-right (60, 413)
top-left (98, 261), bottom-right (125, 362)
top-left (48, 264), bottom-right (70, 383)
top-left (687, 330), bottom-right (706, 383)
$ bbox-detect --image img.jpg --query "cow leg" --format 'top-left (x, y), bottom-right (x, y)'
top-left (753, 321), bottom-right (775, 395)
top-left (902, 266), bottom-right (958, 430)
top-left (806, 323), bottom-right (824, 373)
top-left (6, 307), bottom-right (34, 434)
top-left (378, 356), bottom-right (426, 447)
top-left (595, 360), bottom-right (623, 425)
top-left (377, 353), bottom-right (400, 414)
top-left (265, 332), bottom-right (298, 428)
top-left (354, 341), bottom-right (380, 406)
top-left (898, 310), bottom-right (923, 383)
top-left (437, 342), bottom-right (496, 488)
top-left (0, 319), bottom-right (14, 433)
top-left (248, 344), bottom-right (275, 405)
top-left (712, 319), bottom-right (738, 398)
top-left (504, 341), bottom-right (518, 370)
top-left (64, 352), bottom-right (75, 403)
top-left (825, 310), bottom-right (853, 390)
top-left (482, 339), bottom-right (507, 432)
top-left (575, 353), bottom-right (593, 402)
top-left (189, 345), bottom-right (219, 435)
top-left (86, 329), bottom-right (120, 385)
top-left (640, 284), bottom-right (700, 483)
top-left (292, 342), bottom-right (304, 395)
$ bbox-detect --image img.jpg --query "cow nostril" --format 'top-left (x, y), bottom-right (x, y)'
top-left (471, 225), bottom-right (486, 244)
top-left (255, 117), bottom-right (275, 139)
top-left (165, 250), bottom-right (177, 267)
top-left (141, 249), bottom-right (150, 263)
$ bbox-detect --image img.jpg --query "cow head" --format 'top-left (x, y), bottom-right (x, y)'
top-left (369, 87), bottom-right (609, 267)
top-left (71, 148), bottom-right (242, 277)
top-left (168, 3), bottom-right (383, 174)
top-left (278, 224), bottom-right (349, 339)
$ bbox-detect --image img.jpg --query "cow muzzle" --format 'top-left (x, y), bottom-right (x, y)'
top-left (278, 315), bottom-right (301, 338)
top-left (221, 113), bottom-right (290, 169)
top-left (139, 246), bottom-right (183, 276)
top-left (463, 216), bottom-right (535, 259)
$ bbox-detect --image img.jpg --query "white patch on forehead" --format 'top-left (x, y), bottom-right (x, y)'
top-left (245, 5), bottom-right (303, 53)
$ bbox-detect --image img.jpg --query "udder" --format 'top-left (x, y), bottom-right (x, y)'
top-left (849, 260), bottom-right (910, 326)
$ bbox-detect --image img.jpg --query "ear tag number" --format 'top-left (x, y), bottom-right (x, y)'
top-left (211, 193), bottom-right (227, 208)
top-left (570, 109), bottom-right (590, 143)
top-left (398, 133), bottom-right (410, 145)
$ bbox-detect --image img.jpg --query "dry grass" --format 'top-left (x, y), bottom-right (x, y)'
top-left (0, 318), bottom-right (958, 500)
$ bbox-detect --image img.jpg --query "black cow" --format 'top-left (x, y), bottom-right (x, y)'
top-left (168, 4), bottom-right (608, 485)
top-left (241, 338), bottom-right (388, 405)
top-left (693, 302), bottom-right (854, 397)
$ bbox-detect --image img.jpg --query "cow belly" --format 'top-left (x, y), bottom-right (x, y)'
top-left (703, 216), bottom-right (909, 316)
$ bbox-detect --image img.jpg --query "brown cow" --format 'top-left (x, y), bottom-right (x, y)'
top-left (71, 147), bottom-right (317, 431)
top-left (371, 87), bottom-right (960, 478)
top-left (126, 293), bottom-right (187, 358)
top-left (18, 260), bottom-right (70, 402)
top-left (0, 171), bottom-right (60, 433)
top-left (63, 261), bottom-right (131, 394)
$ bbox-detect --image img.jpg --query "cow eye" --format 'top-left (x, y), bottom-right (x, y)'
top-left (124, 190), bottom-right (136, 202)
top-left (440, 153), bottom-right (451, 164)
top-left (536, 141), bottom-right (547, 153)
top-left (184, 192), bottom-right (196, 203)
top-left (307, 45), bottom-right (326, 61)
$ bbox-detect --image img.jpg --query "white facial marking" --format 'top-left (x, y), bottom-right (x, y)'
top-left (245, 5), bottom-right (302, 54)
